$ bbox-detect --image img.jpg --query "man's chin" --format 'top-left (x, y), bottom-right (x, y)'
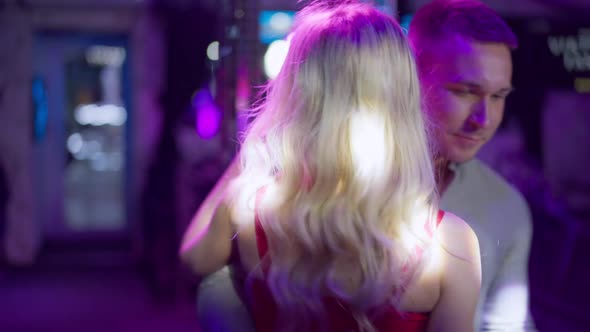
top-left (445, 148), bottom-right (478, 164)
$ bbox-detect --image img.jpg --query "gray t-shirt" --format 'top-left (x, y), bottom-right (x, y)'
top-left (441, 159), bottom-right (536, 331)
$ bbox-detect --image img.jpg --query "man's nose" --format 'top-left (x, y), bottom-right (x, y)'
top-left (466, 98), bottom-right (490, 130)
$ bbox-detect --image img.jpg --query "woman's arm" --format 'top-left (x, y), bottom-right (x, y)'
top-left (179, 156), bottom-right (240, 276)
top-left (427, 212), bottom-right (482, 332)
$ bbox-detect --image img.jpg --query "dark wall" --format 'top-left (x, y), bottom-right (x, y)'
top-left (140, 3), bottom-right (218, 300)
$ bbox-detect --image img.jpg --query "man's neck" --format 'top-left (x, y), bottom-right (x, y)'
top-left (435, 158), bottom-right (454, 195)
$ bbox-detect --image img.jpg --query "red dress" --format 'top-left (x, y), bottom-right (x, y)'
top-left (249, 205), bottom-right (444, 332)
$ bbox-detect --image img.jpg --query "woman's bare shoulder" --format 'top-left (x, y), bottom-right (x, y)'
top-left (435, 211), bottom-right (480, 263)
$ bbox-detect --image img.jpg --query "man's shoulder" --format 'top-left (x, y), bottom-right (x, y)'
top-left (459, 159), bottom-right (526, 204)
top-left (456, 159), bottom-right (532, 228)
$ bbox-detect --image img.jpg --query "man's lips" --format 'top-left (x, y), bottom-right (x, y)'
top-left (453, 133), bottom-right (485, 143)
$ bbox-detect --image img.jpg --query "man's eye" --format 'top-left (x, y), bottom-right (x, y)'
top-left (449, 88), bottom-right (472, 95)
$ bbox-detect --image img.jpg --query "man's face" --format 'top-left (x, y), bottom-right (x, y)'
top-left (420, 37), bottom-right (514, 164)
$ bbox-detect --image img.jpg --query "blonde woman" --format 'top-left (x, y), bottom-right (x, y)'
top-left (181, 1), bottom-right (480, 331)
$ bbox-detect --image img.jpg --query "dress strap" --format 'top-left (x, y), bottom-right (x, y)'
top-left (424, 210), bottom-right (445, 238)
top-left (436, 210), bottom-right (445, 227)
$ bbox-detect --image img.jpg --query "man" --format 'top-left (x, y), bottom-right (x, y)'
top-left (182, 0), bottom-right (535, 330)
top-left (408, 0), bottom-right (535, 330)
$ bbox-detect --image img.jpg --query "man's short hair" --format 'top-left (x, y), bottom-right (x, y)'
top-left (408, 0), bottom-right (518, 54)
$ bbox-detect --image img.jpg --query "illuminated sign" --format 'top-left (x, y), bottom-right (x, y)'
top-left (547, 29), bottom-right (590, 72)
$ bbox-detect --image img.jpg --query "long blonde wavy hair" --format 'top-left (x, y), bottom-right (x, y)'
top-left (229, 1), bottom-right (438, 330)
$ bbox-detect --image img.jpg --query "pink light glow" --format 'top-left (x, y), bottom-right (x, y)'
top-left (193, 89), bottom-right (222, 139)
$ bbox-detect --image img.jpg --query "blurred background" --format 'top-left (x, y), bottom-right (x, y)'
top-left (0, 0), bottom-right (589, 331)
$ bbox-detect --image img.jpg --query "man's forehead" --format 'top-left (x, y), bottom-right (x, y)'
top-left (426, 37), bottom-right (513, 89)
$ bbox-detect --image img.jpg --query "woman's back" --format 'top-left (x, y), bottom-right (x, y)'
top-left (232, 189), bottom-right (480, 331)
